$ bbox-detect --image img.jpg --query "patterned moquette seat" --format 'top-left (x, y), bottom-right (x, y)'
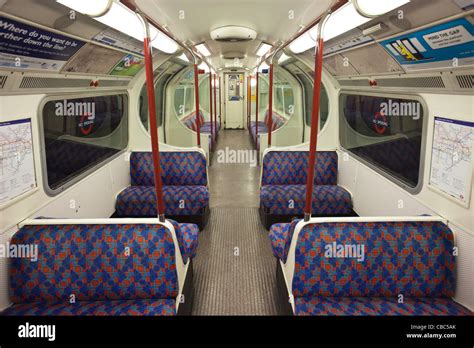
top-left (116, 151), bottom-right (209, 229)
top-left (249, 111), bottom-right (286, 147)
top-left (181, 111), bottom-right (220, 144)
top-left (2, 222), bottom-right (197, 316)
top-left (259, 151), bottom-right (353, 228)
top-left (268, 220), bottom-right (472, 316)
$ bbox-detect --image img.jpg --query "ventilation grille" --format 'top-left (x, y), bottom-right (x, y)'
top-left (456, 74), bottom-right (474, 89)
top-left (377, 76), bottom-right (445, 89)
top-left (99, 79), bottom-right (130, 87)
top-left (0, 75), bottom-right (8, 89)
top-left (19, 77), bottom-right (130, 89)
top-left (339, 76), bottom-right (446, 89)
top-left (19, 77), bottom-right (91, 89)
top-left (339, 79), bottom-right (370, 87)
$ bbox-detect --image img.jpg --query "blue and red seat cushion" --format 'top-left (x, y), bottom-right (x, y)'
top-left (169, 220), bottom-right (199, 262)
top-left (130, 152), bottom-right (207, 187)
top-left (294, 297), bottom-right (472, 316)
top-left (292, 221), bottom-right (456, 298)
top-left (116, 151), bottom-right (209, 218)
top-left (261, 185), bottom-right (352, 215)
top-left (2, 299), bottom-right (176, 316)
top-left (249, 112), bottom-right (286, 146)
top-left (7, 224), bottom-right (178, 305)
top-left (271, 220), bottom-right (472, 316)
top-left (116, 186), bottom-right (209, 216)
top-left (181, 111), bottom-right (204, 132)
top-left (261, 151), bottom-right (338, 186)
top-left (268, 219), bottom-right (301, 262)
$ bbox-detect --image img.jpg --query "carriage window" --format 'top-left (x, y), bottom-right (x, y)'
top-left (288, 64), bottom-right (329, 130)
top-left (42, 94), bottom-right (128, 193)
top-left (258, 75), bottom-right (269, 114)
top-left (273, 70), bottom-right (295, 118)
top-left (174, 68), bottom-right (195, 117)
top-left (199, 76), bottom-right (210, 113)
top-left (340, 93), bottom-right (424, 188)
top-left (140, 73), bottom-right (169, 130)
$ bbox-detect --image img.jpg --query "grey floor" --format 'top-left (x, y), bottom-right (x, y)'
top-left (191, 130), bottom-right (280, 315)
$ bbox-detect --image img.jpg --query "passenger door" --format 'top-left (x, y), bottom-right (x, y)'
top-left (224, 73), bottom-right (244, 129)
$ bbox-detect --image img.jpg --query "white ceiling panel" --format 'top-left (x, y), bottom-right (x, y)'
top-left (135, 0), bottom-right (336, 69)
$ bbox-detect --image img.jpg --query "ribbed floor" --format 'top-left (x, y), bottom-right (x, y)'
top-left (192, 207), bottom-right (279, 315)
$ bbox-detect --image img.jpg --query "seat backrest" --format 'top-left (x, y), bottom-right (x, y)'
top-left (264, 111), bottom-right (286, 131)
top-left (261, 151), bottom-right (338, 186)
top-left (181, 111), bottom-right (204, 132)
top-left (9, 223), bottom-right (179, 303)
top-left (131, 151), bottom-right (207, 186)
top-left (292, 221), bottom-right (456, 299)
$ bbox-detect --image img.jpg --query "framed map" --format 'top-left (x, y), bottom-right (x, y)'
top-left (0, 118), bottom-right (36, 204)
top-left (429, 117), bottom-right (474, 207)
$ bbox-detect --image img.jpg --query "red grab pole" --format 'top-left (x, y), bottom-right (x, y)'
top-left (193, 64), bottom-right (201, 147)
top-left (218, 76), bottom-right (222, 128)
top-left (268, 63), bottom-right (274, 147)
top-left (213, 73), bottom-right (217, 139)
top-left (247, 76), bottom-right (251, 129)
top-left (143, 37), bottom-right (166, 221)
top-left (255, 71), bottom-right (259, 144)
top-left (208, 71), bottom-right (214, 146)
top-left (304, 36), bottom-right (326, 221)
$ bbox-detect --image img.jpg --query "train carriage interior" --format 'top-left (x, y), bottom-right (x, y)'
top-left (0, 0), bottom-right (473, 345)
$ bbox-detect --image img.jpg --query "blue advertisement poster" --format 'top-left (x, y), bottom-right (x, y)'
top-left (381, 18), bottom-right (474, 71)
top-left (0, 16), bottom-right (86, 71)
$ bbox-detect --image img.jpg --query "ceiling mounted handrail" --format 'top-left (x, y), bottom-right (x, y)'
top-left (255, 0), bottom-right (348, 69)
top-left (120, 0), bottom-right (218, 72)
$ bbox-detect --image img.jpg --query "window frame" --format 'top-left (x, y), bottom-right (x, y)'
top-left (138, 62), bottom-right (183, 137)
top-left (173, 66), bottom-right (196, 119)
top-left (38, 91), bottom-right (129, 197)
top-left (284, 62), bottom-right (330, 133)
top-left (339, 90), bottom-right (429, 194)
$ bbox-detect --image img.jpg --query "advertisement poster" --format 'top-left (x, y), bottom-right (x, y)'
top-left (109, 54), bottom-right (144, 76)
top-left (0, 16), bottom-right (86, 71)
top-left (93, 28), bottom-right (144, 56)
top-left (0, 118), bottom-right (36, 204)
top-left (381, 18), bottom-right (474, 71)
top-left (429, 117), bottom-right (474, 207)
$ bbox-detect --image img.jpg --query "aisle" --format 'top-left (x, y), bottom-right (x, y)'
top-left (191, 130), bottom-right (280, 315)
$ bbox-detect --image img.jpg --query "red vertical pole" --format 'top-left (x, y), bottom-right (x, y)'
top-left (268, 63), bottom-right (274, 147)
top-left (304, 37), bottom-right (325, 221)
top-left (213, 73), bottom-right (217, 139)
top-left (255, 71), bottom-right (259, 145)
top-left (193, 64), bottom-right (201, 147)
top-left (143, 37), bottom-right (165, 221)
top-left (218, 76), bottom-right (222, 128)
top-left (247, 76), bottom-right (251, 129)
top-left (208, 71), bottom-right (214, 147)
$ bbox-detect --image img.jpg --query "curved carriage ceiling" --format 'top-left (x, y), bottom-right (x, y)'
top-left (135, 0), bottom-right (337, 69)
top-left (0, 0), bottom-right (471, 79)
